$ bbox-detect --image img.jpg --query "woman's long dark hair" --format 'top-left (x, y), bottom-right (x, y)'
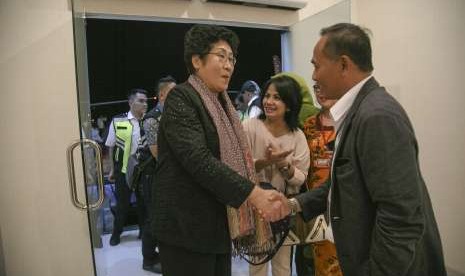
top-left (258, 75), bottom-right (302, 131)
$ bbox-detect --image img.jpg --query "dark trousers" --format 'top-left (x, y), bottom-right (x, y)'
top-left (112, 172), bottom-right (143, 235)
top-left (295, 244), bottom-right (315, 276)
top-left (137, 173), bottom-right (159, 264)
top-left (159, 242), bottom-right (231, 276)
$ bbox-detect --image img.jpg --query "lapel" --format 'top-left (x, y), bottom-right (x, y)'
top-left (329, 77), bottom-right (380, 218)
top-left (334, 77), bottom-right (380, 159)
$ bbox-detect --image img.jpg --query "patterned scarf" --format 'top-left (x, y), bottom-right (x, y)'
top-left (188, 75), bottom-right (274, 258)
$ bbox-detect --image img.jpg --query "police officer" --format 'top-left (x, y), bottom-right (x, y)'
top-left (105, 88), bottom-right (148, 246)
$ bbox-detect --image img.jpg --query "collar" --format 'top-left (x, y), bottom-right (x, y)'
top-left (127, 111), bottom-right (136, 120)
top-left (247, 95), bottom-right (259, 107)
top-left (330, 75), bottom-right (372, 131)
top-left (155, 103), bottom-right (163, 112)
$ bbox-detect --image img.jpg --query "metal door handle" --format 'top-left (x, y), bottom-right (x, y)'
top-left (66, 138), bottom-right (105, 210)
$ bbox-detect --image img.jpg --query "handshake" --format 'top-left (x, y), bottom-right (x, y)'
top-left (248, 186), bottom-right (292, 222)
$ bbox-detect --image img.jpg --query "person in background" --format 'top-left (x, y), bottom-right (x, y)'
top-left (276, 22), bottom-right (446, 276)
top-left (234, 93), bottom-right (247, 121)
top-left (301, 84), bottom-right (341, 276)
top-left (105, 88), bottom-right (148, 246)
top-left (97, 114), bottom-right (108, 137)
top-left (272, 72), bottom-right (319, 276)
top-left (137, 76), bottom-right (176, 274)
top-left (243, 75), bottom-right (310, 276)
top-left (90, 119), bottom-right (104, 144)
top-left (151, 24), bottom-right (287, 276)
top-left (241, 80), bottom-right (262, 119)
top-left (152, 76), bottom-right (177, 115)
top-left (272, 72), bottom-right (319, 129)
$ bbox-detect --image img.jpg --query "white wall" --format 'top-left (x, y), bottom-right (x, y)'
top-left (80, 0), bottom-right (346, 27)
top-left (298, 0), bottom-right (347, 21)
top-left (352, 0), bottom-right (465, 274)
top-left (285, 0), bottom-right (350, 100)
top-left (81, 0), bottom-right (298, 27)
top-left (0, 229), bottom-right (5, 276)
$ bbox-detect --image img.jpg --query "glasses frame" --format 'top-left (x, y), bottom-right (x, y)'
top-left (206, 51), bottom-right (237, 66)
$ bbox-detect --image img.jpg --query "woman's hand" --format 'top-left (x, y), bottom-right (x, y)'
top-left (255, 143), bottom-right (292, 172)
top-left (265, 144), bottom-right (292, 163)
top-left (277, 160), bottom-right (295, 179)
top-left (248, 186), bottom-right (289, 222)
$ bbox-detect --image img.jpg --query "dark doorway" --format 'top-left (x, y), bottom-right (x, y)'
top-left (86, 19), bottom-right (283, 117)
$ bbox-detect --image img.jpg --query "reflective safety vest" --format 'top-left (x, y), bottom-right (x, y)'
top-left (113, 116), bottom-right (133, 174)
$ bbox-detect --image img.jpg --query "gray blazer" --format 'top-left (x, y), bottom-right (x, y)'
top-left (296, 77), bottom-right (446, 276)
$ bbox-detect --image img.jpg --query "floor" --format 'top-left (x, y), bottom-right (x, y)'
top-left (94, 230), bottom-right (298, 276)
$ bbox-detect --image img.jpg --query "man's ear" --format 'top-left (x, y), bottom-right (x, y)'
top-left (340, 55), bottom-right (356, 77)
top-left (192, 55), bottom-right (202, 71)
top-left (340, 55), bottom-right (350, 71)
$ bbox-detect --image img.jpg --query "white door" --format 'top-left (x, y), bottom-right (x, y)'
top-left (0, 0), bottom-right (102, 275)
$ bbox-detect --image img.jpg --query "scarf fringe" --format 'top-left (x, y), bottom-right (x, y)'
top-left (231, 226), bottom-right (287, 264)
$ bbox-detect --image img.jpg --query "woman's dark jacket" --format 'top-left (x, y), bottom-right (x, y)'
top-left (151, 82), bottom-right (255, 254)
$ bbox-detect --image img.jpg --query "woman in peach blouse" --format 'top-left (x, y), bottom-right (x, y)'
top-left (243, 75), bottom-right (310, 276)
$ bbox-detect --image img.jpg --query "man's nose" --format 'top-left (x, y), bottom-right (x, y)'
top-left (312, 71), bottom-right (317, 81)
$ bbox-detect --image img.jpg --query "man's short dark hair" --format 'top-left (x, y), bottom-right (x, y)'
top-left (157, 75), bottom-right (177, 95)
top-left (240, 80), bottom-right (260, 96)
top-left (184, 24), bottom-right (239, 74)
top-left (320, 23), bottom-right (373, 72)
top-left (127, 88), bottom-right (147, 101)
top-left (258, 75), bottom-right (302, 131)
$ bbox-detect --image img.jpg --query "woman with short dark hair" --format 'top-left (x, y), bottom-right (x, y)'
top-left (152, 24), bottom-right (287, 276)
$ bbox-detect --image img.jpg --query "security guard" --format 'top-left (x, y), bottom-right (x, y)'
top-left (105, 88), bottom-right (148, 246)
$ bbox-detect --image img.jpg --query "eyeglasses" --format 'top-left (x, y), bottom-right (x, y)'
top-left (207, 51), bottom-right (237, 66)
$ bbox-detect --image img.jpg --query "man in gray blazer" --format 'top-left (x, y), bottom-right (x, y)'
top-left (282, 23), bottom-right (446, 276)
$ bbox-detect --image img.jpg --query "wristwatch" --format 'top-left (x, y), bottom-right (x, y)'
top-left (287, 198), bottom-right (300, 216)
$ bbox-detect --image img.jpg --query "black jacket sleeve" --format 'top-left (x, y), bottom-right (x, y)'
top-left (295, 180), bottom-right (330, 222)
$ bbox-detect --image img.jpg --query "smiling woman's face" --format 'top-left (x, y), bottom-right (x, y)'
top-left (192, 40), bottom-right (235, 93)
top-left (262, 83), bottom-right (287, 121)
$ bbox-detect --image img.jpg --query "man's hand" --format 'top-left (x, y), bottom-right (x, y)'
top-left (248, 186), bottom-right (289, 222)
